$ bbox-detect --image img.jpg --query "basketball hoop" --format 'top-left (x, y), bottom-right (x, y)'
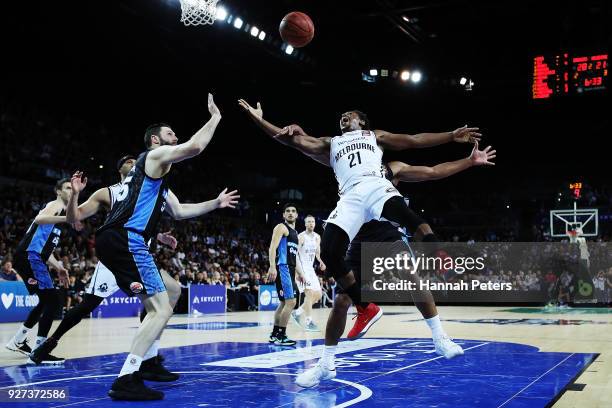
top-left (179, 0), bottom-right (218, 26)
top-left (567, 229), bottom-right (580, 243)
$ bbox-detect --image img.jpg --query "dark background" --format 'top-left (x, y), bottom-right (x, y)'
top-left (0, 0), bottom-right (609, 234)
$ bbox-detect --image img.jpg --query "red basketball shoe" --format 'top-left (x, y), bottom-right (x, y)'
top-left (347, 303), bottom-right (383, 340)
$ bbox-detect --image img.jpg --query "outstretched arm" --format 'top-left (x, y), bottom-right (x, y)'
top-left (147, 93), bottom-right (222, 166)
top-left (375, 125), bottom-right (482, 150)
top-left (34, 201), bottom-right (67, 225)
top-left (238, 99), bottom-right (331, 166)
top-left (66, 171), bottom-right (110, 223)
top-left (389, 142), bottom-right (496, 182)
top-left (164, 188), bottom-right (239, 220)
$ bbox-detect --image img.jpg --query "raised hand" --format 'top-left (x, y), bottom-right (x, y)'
top-left (237, 99), bottom-right (263, 120)
top-left (157, 231), bottom-right (178, 250)
top-left (208, 93), bottom-right (221, 117)
top-left (469, 141), bottom-right (496, 166)
top-left (217, 188), bottom-right (240, 209)
top-left (452, 125), bottom-right (482, 144)
top-left (71, 171), bottom-right (87, 194)
top-left (276, 124), bottom-right (306, 137)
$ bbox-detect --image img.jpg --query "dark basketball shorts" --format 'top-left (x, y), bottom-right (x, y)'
top-left (14, 251), bottom-right (55, 294)
top-left (95, 228), bottom-right (166, 297)
top-left (275, 264), bottom-right (298, 301)
top-left (338, 237), bottom-right (412, 295)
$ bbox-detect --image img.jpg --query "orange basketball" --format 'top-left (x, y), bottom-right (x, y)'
top-left (279, 11), bottom-right (314, 48)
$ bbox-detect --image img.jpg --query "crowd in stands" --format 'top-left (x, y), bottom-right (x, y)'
top-left (1, 100), bottom-right (611, 313)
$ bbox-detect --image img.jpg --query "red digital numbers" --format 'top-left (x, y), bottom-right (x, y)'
top-left (532, 53), bottom-right (607, 98)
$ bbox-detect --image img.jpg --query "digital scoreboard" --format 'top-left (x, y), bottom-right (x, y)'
top-left (532, 52), bottom-right (607, 99)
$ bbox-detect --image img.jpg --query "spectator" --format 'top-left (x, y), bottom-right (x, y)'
top-left (0, 260), bottom-right (22, 281)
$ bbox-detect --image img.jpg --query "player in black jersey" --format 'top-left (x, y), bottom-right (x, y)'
top-left (5, 178), bottom-right (74, 363)
top-left (95, 94), bottom-right (238, 401)
top-left (297, 144), bottom-right (496, 387)
top-left (29, 156), bottom-right (177, 366)
top-left (267, 203), bottom-right (305, 346)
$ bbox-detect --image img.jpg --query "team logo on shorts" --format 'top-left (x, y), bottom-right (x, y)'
top-left (130, 282), bottom-right (144, 294)
top-left (278, 289), bottom-right (284, 297)
top-left (27, 278), bottom-right (38, 285)
top-left (386, 187), bottom-right (398, 193)
top-left (98, 283), bottom-right (108, 293)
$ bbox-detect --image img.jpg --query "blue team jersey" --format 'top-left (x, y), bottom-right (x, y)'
top-left (276, 222), bottom-right (298, 266)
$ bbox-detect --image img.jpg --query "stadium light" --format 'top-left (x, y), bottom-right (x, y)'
top-left (250, 26), bottom-right (259, 37)
top-left (411, 71), bottom-right (422, 83)
top-left (215, 6), bottom-right (228, 21)
top-left (233, 17), bottom-right (243, 29)
top-left (258, 31), bottom-right (266, 40)
top-left (285, 45), bottom-right (294, 55)
top-left (369, 69), bottom-right (378, 76)
top-left (400, 70), bottom-right (410, 81)
top-left (99, 165), bottom-right (104, 169)
top-left (459, 77), bottom-right (467, 85)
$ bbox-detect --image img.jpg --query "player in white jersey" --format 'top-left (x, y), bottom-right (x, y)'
top-left (239, 99), bottom-right (481, 382)
top-left (292, 215), bottom-right (326, 331)
top-left (28, 155), bottom-right (179, 366)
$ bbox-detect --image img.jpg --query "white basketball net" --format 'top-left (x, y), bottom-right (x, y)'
top-left (179, 0), bottom-right (219, 26)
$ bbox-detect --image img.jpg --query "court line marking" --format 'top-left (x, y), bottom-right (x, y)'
top-left (495, 353), bottom-right (574, 408)
top-left (1, 370), bottom-right (371, 408)
top-left (274, 342), bottom-right (491, 408)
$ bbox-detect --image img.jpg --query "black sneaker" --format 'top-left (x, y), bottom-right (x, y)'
top-left (108, 372), bottom-right (164, 400)
top-left (28, 354), bottom-right (64, 365)
top-left (5, 339), bottom-right (32, 356)
top-left (139, 356), bottom-right (179, 382)
top-left (28, 338), bottom-right (59, 365)
top-left (269, 334), bottom-right (278, 343)
top-left (274, 336), bottom-right (296, 347)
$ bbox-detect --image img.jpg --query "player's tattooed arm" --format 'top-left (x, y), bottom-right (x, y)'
top-left (164, 188), bottom-right (239, 220)
top-left (148, 93), bottom-right (221, 167)
top-left (375, 125), bottom-right (482, 150)
top-left (388, 142), bottom-right (496, 182)
top-left (267, 223), bottom-right (288, 282)
top-left (34, 200), bottom-right (68, 225)
top-left (238, 99), bottom-right (331, 166)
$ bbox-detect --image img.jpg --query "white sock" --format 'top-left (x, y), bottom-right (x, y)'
top-left (295, 307), bottom-right (304, 316)
top-left (119, 354), bottom-right (143, 377)
top-left (33, 336), bottom-right (46, 351)
top-left (143, 340), bottom-right (160, 361)
top-left (13, 325), bottom-right (30, 343)
top-left (321, 345), bottom-right (336, 370)
top-left (425, 315), bottom-right (445, 338)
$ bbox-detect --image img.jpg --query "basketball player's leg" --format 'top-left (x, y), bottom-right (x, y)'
top-left (272, 264), bottom-right (298, 346)
top-left (28, 293), bottom-right (103, 364)
top-left (30, 261), bottom-right (122, 364)
top-left (377, 197), bottom-right (464, 357)
top-left (96, 229), bottom-right (170, 400)
top-left (301, 288), bottom-right (322, 330)
top-left (6, 256), bottom-right (49, 355)
top-left (137, 269), bottom-right (180, 382)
